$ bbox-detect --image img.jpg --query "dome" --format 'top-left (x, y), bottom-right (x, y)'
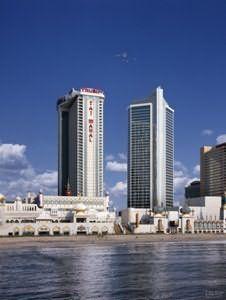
top-left (154, 206), bottom-right (164, 214)
top-left (180, 206), bottom-right (191, 214)
top-left (88, 208), bottom-right (97, 214)
top-left (74, 203), bottom-right (86, 212)
top-left (0, 194), bottom-right (5, 203)
top-left (15, 196), bottom-right (22, 201)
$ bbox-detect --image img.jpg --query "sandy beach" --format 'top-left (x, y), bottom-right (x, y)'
top-left (0, 234), bottom-right (225, 249)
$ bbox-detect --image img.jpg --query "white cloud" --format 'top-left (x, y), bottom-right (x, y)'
top-left (202, 129), bottom-right (213, 136)
top-left (35, 171), bottom-right (58, 189)
top-left (110, 181), bottom-right (127, 196)
top-left (174, 170), bottom-right (184, 177)
top-left (174, 160), bottom-right (199, 204)
top-left (0, 143), bottom-right (26, 158)
top-left (106, 153), bottom-right (127, 162)
top-left (0, 143), bottom-right (28, 170)
top-left (106, 161), bottom-right (127, 172)
top-left (193, 164), bottom-right (200, 176)
top-left (118, 153), bottom-right (127, 160)
top-left (216, 134), bottom-right (226, 144)
top-left (105, 154), bottom-right (115, 161)
top-left (0, 143), bottom-right (57, 200)
top-left (174, 161), bottom-right (187, 173)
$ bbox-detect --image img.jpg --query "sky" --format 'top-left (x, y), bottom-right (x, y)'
top-left (0, 0), bottom-right (226, 209)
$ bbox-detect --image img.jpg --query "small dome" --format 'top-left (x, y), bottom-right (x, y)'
top-left (0, 194), bottom-right (5, 203)
top-left (154, 206), bottom-right (164, 214)
top-left (180, 206), bottom-right (191, 214)
top-left (15, 196), bottom-right (22, 201)
top-left (75, 203), bottom-right (86, 212)
top-left (88, 208), bottom-right (97, 214)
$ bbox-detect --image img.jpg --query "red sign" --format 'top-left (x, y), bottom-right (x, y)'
top-left (89, 101), bottom-right (93, 142)
top-left (81, 87), bottom-right (103, 94)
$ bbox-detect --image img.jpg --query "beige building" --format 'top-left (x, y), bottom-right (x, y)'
top-left (200, 143), bottom-right (226, 196)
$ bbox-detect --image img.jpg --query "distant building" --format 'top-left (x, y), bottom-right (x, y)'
top-left (128, 86), bottom-right (174, 209)
top-left (200, 143), bottom-right (226, 196)
top-left (185, 180), bottom-right (200, 199)
top-left (57, 88), bottom-right (104, 197)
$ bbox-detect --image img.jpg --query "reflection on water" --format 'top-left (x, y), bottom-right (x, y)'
top-left (0, 241), bottom-right (226, 299)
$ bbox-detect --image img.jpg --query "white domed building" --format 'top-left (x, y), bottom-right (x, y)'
top-left (0, 192), bottom-right (116, 236)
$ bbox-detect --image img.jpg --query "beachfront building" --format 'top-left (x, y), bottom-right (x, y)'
top-left (128, 86), bottom-right (174, 210)
top-left (121, 207), bottom-right (195, 234)
top-left (57, 87), bottom-right (104, 197)
top-left (0, 192), bottom-right (116, 236)
top-left (186, 196), bottom-right (224, 234)
top-left (120, 195), bottom-right (226, 234)
top-left (1, 192), bottom-right (226, 236)
top-left (185, 196), bottom-right (223, 221)
top-left (223, 198), bottom-right (226, 234)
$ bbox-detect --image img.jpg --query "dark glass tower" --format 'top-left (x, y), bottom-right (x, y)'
top-left (128, 87), bottom-right (174, 209)
top-left (128, 104), bottom-right (152, 208)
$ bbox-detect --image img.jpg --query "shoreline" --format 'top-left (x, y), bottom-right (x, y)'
top-left (0, 234), bottom-right (226, 248)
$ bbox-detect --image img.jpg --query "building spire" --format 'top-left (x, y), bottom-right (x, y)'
top-left (64, 177), bottom-right (72, 196)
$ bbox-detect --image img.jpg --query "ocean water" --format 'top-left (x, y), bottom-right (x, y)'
top-left (0, 241), bottom-right (226, 300)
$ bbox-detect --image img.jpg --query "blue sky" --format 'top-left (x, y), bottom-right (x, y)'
top-left (0, 0), bottom-right (226, 208)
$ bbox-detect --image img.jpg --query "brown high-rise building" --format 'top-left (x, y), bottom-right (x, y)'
top-left (200, 143), bottom-right (226, 196)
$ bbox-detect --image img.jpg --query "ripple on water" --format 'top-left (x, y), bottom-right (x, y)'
top-left (0, 242), bottom-right (226, 300)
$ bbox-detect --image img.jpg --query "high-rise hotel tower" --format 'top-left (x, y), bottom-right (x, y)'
top-left (128, 87), bottom-right (174, 209)
top-left (200, 143), bottom-right (226, 197)
top-left (57, 88), bottom-right (104, 197)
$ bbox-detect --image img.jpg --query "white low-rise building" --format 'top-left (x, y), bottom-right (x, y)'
top-left (0, 193), bottom-right (116, 236)
top-left (223, 202), bottom-right (226, 233)
top-left (186, 196), bottom-right (224, 234)
top-left (186, 196), bottom-right (222, 221)
top-left (120, 198), bottom-right (226, 234)
top-left (1, 193), bottom-right (225, 236)
top-left (120, 207), bottom-right (195, 234)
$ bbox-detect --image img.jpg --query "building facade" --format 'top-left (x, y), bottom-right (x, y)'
top-left (128, 87), bottom-right (174, 209)
top-left (121, 196), bottom-right (225, 235)
top-left (1, 191), bottom-right (225, 236)
top-left (186, 196), bottom-right (224, 233)
top-left (57, 88), bottom-right (104, 197)
top-left (0, 193), bottom-right (116, 236)
top-left (121, 207), bottom-right (195, 234)
top-left (200, 143), bottom-right (226, 196)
